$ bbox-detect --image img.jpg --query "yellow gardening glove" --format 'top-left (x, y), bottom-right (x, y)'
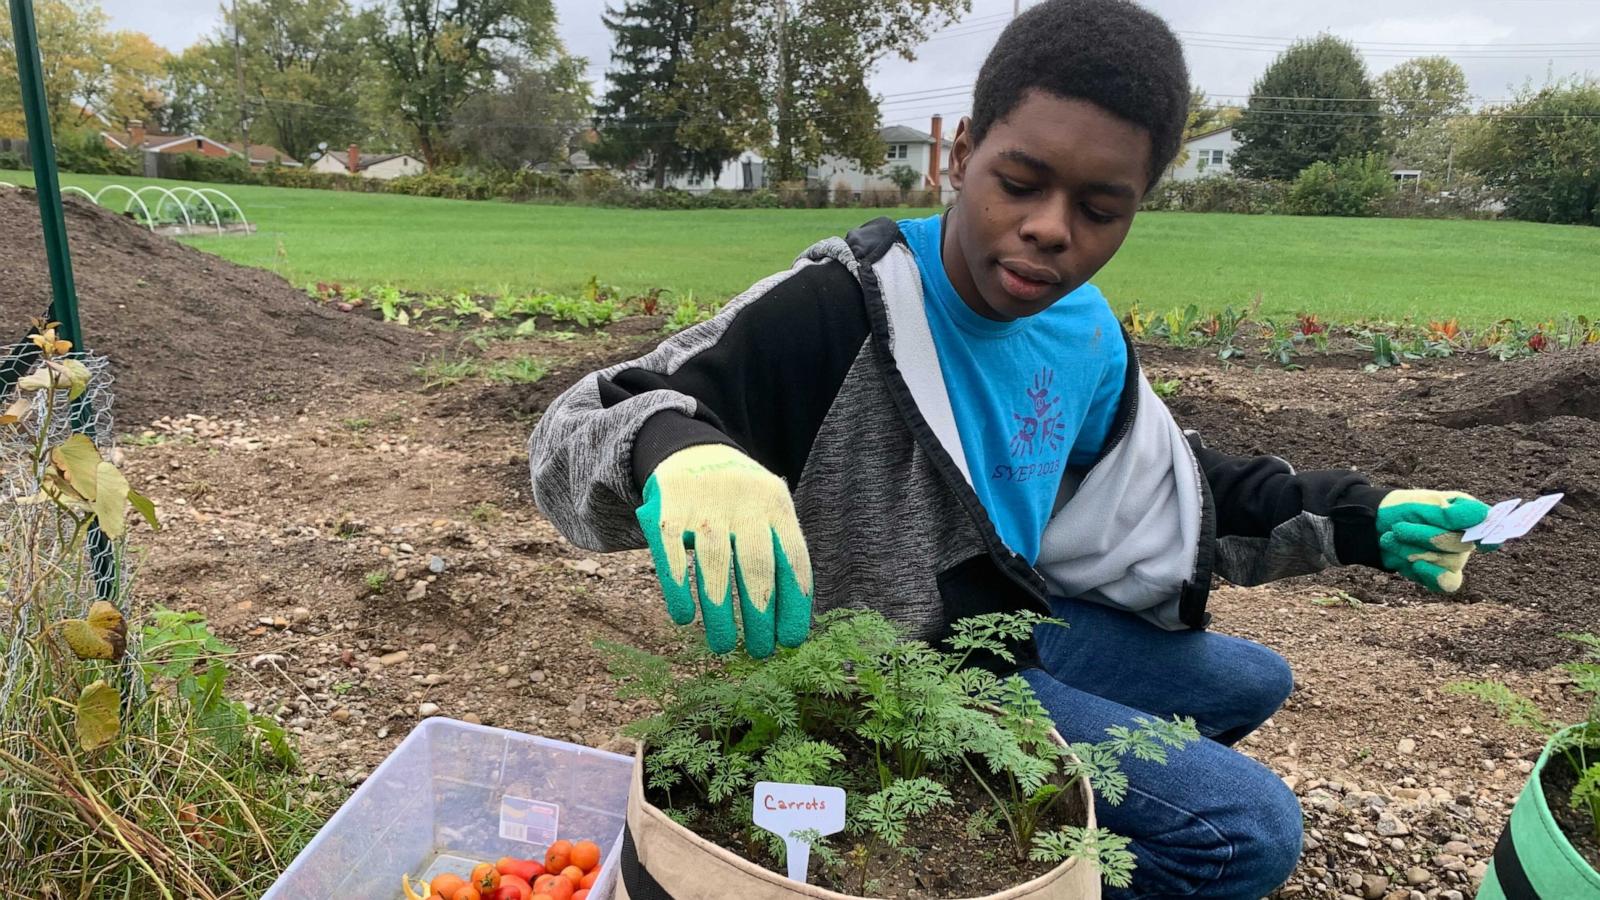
top-left (1376, 490), bottom-right (1495, 593)
top-left (634, 444), bottom-right (813, 657)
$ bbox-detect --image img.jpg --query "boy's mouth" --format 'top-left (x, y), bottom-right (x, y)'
top-left (996, 261), bottom-right (1061, 303)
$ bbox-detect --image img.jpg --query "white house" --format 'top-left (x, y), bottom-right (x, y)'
top-left (659, 120), bottom-right (956, 202)
top-left (813, 123), bottom-right (953, 202)
top-left (310, 144), bottom-right (426, 180)
top-left (1168, 126), bottom-right (1237, 181)
top-left (664, 149), bottom-right (768, 192)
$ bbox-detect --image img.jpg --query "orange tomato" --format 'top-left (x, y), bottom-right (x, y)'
top-left (532, 895), bottom-right (554, 900)
top-left (531, 874), bottom-right (574, 900)
top-left (497, 874), bottom-right (533, 900)
top-left (570, 840), bottom-right (600, 873)
top-left (572, 892), bottom-right (588, 900)
top-left (559, 866), bottom-right (584, 885)
top-left (432, 873), bottom-right (469, 897)
top-left (497, 858), bottom-right (543, 882)
top-left (578, 869), bottom-right (598, 889)
top-left (451, 886), bottom-right (482, 900)
top-left (544, 840), bottom-right (573, 874)
top-left (471, 862), bottom-right (501, 892)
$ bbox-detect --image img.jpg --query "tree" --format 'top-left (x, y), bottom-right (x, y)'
top-left (372, 0), bottom-right (560, 168)
top-left (1376, 56), bottom-right (1469, 176)
top-left (230, 0), bottom-right (374, 161)
top-left (1460, 79), bottom-right (1600, 226)
top-left (763, 0), bottom-right (969, 184)
top-left (447, 54), bottom-right (590, 169)
top-left (0, 0), bottom-right (167, 135)
top-left (1231, 35), bottom-right (1386, 181)
top-left (885, 163), bottom-right (919, 201)
top-left (593, 0), bottom-right (765, 189)
top-left (154, 45), bottom-right (226, 135)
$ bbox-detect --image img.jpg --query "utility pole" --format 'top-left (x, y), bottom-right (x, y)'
top-left (233, 0), bottom-right (250, 157)
top-left (775, 0), bottom-right (789, 184)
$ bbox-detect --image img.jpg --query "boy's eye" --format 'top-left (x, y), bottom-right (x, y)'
top-left (1081, 203), bottom-right (1117, 224)
top-left (998, 175), bottom-right (1035, 197)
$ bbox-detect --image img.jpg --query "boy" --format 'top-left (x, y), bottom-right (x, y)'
top-left (530, 1), bottom-right (1493, 895)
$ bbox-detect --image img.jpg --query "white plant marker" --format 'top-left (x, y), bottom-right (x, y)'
top-left (752, 781), bottom-right (847, 884)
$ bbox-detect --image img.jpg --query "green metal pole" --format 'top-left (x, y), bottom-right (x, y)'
top-left (9, 0), bottom-right (114, 603)
top-left (9, 0), bottom-right (83, 349)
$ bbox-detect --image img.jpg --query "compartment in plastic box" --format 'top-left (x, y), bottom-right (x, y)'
top-left (263, 717), bottom-right (633, 899)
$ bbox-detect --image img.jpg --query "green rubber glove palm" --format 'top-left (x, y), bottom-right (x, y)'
top-left (634, 444), bottom-right (814, 658)
top-left (1376, 490), bottom-right (1495, 593)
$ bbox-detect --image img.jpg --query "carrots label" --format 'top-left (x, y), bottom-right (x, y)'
top-left (751, 782), bottom-right (847, 884)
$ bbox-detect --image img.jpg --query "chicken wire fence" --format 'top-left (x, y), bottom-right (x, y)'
top-left (0, 344), bottom-right (142, 711)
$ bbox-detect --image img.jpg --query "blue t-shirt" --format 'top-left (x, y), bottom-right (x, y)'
top-left (898, 214), bottom-right (1127, 564)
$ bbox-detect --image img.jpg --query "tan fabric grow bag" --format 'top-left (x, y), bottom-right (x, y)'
top-left (615, 742), bottom-right (1102, 900)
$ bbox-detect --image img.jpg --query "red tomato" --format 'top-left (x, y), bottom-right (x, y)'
top-left (572, 891), bottom-right (588, 900)
top-left (497, 858), bottom-right (543, 882)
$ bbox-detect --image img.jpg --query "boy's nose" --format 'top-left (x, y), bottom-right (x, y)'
top-left (1019, 201), bottom-right (1070, 255)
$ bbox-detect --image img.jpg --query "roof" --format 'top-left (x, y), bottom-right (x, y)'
top-left (880, 124), bottom-right (935, 144)
top-left (1184, 125), bottom-right (1235, 144)
top-left (102, 129), bottom-right (194, 151)
top-left (321, 149), bottom-right (415, 170)
top-left (224, 142), bottom-right (300, 166)
top-left (102, 129), bottom-right (299, 165)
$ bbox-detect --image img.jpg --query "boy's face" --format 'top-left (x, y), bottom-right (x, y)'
top-left (944, 91), bottom-right (1152, 321)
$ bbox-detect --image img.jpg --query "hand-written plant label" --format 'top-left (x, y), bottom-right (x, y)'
top-left (752, 781), bottom-right (846, 884)
top-left (1462, 493), bottom-right (1563, 545)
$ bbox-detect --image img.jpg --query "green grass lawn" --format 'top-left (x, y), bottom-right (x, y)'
top-left (5, 168), bottom-right (1599, 325)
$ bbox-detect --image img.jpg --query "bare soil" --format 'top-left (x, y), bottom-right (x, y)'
top-left (6, 200), bottom-right (1598, 897)
top-left (0, 188), bottom-right (436, 424)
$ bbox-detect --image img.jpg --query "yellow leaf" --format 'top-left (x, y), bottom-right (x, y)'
top-left (76, 680), bottom-right (121, 751)
top-left (17, 370), bottom-right (55, 393)
top-left (128, 488), bottom-right (159, 531)
top-left (50, 435), bottom-right (102, 502)
top-left (92, 461), bottom-right (129, 539)
top-left (57, 360), bottom-right (91, 400)
top-left (0, 395), bottom-right (31, 425)
top-left (58, 601), bottom-right (127, 660)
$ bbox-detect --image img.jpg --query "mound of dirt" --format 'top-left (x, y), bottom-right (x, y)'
top-left (0, 188), bottom-right (435, 426)
top-left (1164, 348), bottom-right (1600, 669)
top-left (1409, 344), bottom-right (1600, 428)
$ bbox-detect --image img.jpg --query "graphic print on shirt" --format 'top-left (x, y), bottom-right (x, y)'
top-left (1009, 368), bottom-right (1066, 458)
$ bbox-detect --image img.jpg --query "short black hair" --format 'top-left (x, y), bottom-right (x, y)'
top-left (970, 0), bottom-right (1190, 189)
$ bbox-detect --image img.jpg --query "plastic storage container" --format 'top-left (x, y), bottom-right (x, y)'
top-left (264, 717), bottom-right (633, 900)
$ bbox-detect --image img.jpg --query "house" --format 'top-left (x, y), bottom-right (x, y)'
top-left (309, 144), bottom-right (425, 180)
top-left (662, 118), bottom-right (956, 202)
top-left (226, 142), bottom-right (301, 167)
top-left (101, 120), bottom-right (298, 167)
top-left (1168, 126), bottom-right (1236, 181)
top-left (663, 149), bottom-right (768, 192)
top-left (813, 121), bottom-right (954, 203)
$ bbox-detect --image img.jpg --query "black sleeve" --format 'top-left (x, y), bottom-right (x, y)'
top-left (606, 259), bottom-right (871, 489)
top-left (1188, 434), bottom-right (1392, 569)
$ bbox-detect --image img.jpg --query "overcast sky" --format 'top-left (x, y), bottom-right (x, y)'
top-left (102, 0), bottom-right (1600, 130)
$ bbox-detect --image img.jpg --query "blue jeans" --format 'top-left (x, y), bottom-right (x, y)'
top-left (1023, 597), bottom-right (1302, 900)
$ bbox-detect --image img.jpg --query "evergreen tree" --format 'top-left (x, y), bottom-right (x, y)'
top-left (1231, 35), bottom-right (1385, 181)
top-left (763, 0), bottom-right (967, 184)
top-left (593, 0), bottom-right (758, 189)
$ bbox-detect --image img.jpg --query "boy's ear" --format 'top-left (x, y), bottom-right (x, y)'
top-left (948, 117), bottom-right (974, 191)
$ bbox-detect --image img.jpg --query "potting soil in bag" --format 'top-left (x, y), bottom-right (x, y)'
top-left (1478, 726), bottom-right (1600, 899)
